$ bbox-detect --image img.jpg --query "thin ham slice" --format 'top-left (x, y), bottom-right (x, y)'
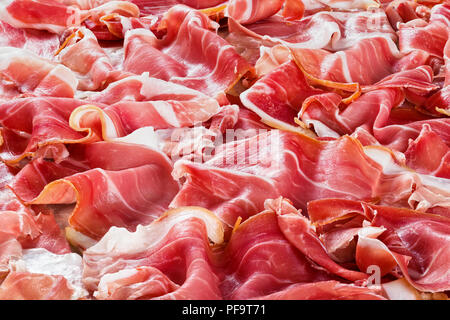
top-left (0, 21), bottom-right (60, 59)
top-left (122, 5), bottom-right (252, 99)
top-left (14, 142), bottom-right (179, 240)
top-left (82, 207), bottom-right (224, 299)
top-left (75, 73), bottom-right (221, 136)
top-left (0, 47), bottom-right (78, 99)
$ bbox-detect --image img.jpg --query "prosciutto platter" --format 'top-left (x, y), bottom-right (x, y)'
top-left (0, 0), bottom-right (449, 300)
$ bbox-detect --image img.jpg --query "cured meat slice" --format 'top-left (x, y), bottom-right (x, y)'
top-left (300, 85), bottom-right (450, 152)
top-left (122, 5), bottom-right (252, 99)
top-left (56, 27), bottom-right (119, 91)
top-left (0, 0), bottom-right (89, 34)
top-left (227, 8), bottom-right (396, 64)
top-left (404, 124), bottom-right (450, 178)
top-left (308, 198), bottom-right (450, 292)
top-left (253, 281), bottom-right (385, 300)
top-left (172, 130), bottom-right (450, 227)
top-left (0, 0), bottom-right (140, 34)
top-left (240, 60), bottom-right (322, 133)
top-left (0, 47), bottom-right (78, 99)
top-left (0, 272), bottom-right (76, 300)
top-left (82, 207), bottom-right (224, 299)
top-left (219, 199), bottom-right (383, 299)
top-left (372, 206), bottom-right (450, 292)
top-left (171, 130), bottom-right (383, 226)
top-left (75, 73), bottom-right (221, 136)
top-left (5, 248), bottom-right (88, 298)
top-left (0, 97), bottom-right (97, 165)
top-left (0, 21), bottom-right (60, 59)
top-left (124, 0), bottom-right (226, 16)
top-left (16, 142), bottom-right (179, 240)
top-left (226, 0), bottom-right (304, 25)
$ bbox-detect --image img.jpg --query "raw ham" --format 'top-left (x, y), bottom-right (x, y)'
top-left (0, 97), bottom-right (97, 165)
top-left (307, 198), bottom-right (450, 292)
top-left (13, 142), bottom-right (180, 240)
top-left (226, 8), bottom-right (397, 63)
top-left (56, 27), bottom-right (120, 91)
top-left (0, 0), bottom-right (140, 34)
top-left (75, 73), bottom-right (221, 135)
top-left (226, 0), bottom-right (304, 25)
top-left (0, 272), bottom-right (76, 300)
top-left (0, 21), bottom-right (60, 59)
top-left (122, 5), bottom-right (252, 99)
top-left (0, 47), bottom-right (78, 99)
top-left (300, 84), bottom-right (450, 152)
top-left (172, 129), bottom-right (450, 227)
top-left (82, 207), bottom-right (225, 298)
top-left (124, 0), bottom-right (227, 16)
top-left (0, 0), bottom-right (448, 301)
top-left (240, 60), bottom-right (322, 132)
top-left (404, 124), bottom-right (450, 178)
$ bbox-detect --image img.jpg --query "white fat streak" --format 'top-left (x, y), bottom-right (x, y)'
top-left (45, 64), bottom-right (79, 92)
top-left (114, 126), bottom-right (160, 150)
top-left (364, 147), bottom-right (450, 195)
top-left (151, 101), bottom-right (180, 127)
top-left (86, 207), bottom-right (224, 256)
top-left (11, 248), bottom-right (88, 300)
top-left (381, 278), bottom-right (421, 300)
top-left (303, 120), bottom-right (341, 138)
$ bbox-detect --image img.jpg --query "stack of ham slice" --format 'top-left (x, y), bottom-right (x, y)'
top-left (0, 0), bottom-right (449, 300)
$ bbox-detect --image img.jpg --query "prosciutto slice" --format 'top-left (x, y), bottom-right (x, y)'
top-left (0, 47), bottom-right (78, 99)
top-left (307, 198), bottom-right (450, 292)
top-left (0, 21), bottom-right (60, 59)
top-left (14, 142), bottom-right (179, 240)
top-left (56, 27), bottom-right (120, 91)
top-left (82, 207), bottom-right (225, 299)
top-left (226, 0), bottom-right (305, 25)
top-left (75, 73), bottom-right (221, 136)
top-left (240, 59), bottom-right (322, 133)
top-left (0, 97), bottom-right (96, 165)
top-left (172, 130), bottom-right (450, 227)
top-left (219, 199), bottom-right (384, 299)
top-left (300, 85), bottom-right (450, 152)
top-left (227, 8), bottom-right (397, 64)
top-left (0, 272), bottom-right (76, 300)
top-left (122, 5), bottom-right (252, 99)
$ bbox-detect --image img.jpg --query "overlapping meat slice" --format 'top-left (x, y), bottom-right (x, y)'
top-left (0, 248), bottom-right (87, 299)
top-left (299, 69), bottom-right (450, 152)
top-left (0, 21), bottom-right (60, 59)
top-left (0, 0), bottom-right (140, 34)
top-left (219, 198), bottom-right (383, 300)
top-left (307, 198), bottom-right (450, 293)
top-left (171, 130), bottom-right (381, 226)
top-left (226, 8), bottom-right (397, 64)
top-left (240, 59), bottom-right (322, 133)
top-left (82, 207), bottom-right (224, 299)
top-left (0, 47), bottom-right (78, 99)
top-left (171, 130), bottom-right (450, 227)
top-left (226, 0), bottom-right (304, 25)
top-left (122, 0), bottom-right (226, 16)
top-left (10, 142), bottom-right (179, 240)
top-left (404, 124), bottom-right (450, 178)
top-left (122, 5), bottom-right (252, 99)
top-left (0, 97), bottom-right (99, 165)
top-left (56, 27), bottom-right (122, 91)
top-left (73, 73), bottom-right (221, 137)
